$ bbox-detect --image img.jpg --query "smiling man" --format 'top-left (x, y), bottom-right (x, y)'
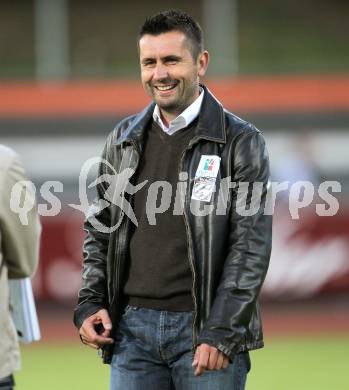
top-left (74, 10), bottom-right (272, 390)
top-left (140, 29), bottom-right (206, 124)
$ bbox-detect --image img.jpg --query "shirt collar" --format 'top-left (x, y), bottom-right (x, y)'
top-left (152, 88), bottom-right (204, 135)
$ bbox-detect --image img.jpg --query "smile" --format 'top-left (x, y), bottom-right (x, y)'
top-left (154, 83), bottom-right (177, 91)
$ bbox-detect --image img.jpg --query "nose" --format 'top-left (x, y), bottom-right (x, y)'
top-left (153, 63), bottom-right (168, 81)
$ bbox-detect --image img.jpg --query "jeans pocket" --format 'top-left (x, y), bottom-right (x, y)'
top-left (122, 305), bottom-right (133, 317)
top-left (122, 304), bottom-right (139, 318)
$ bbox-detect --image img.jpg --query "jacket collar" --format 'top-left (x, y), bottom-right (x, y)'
top-left (113, 102), bottom-right (155, 149)
top-left (113, 84), bottom-right (226, 150)
top-left (194, 84), bottom-right (226, 144)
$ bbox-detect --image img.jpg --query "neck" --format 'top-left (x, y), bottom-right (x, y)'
top-left (159, 110), bottom-right (172, 127)
top-left (159, 87), bottom-right (201, 127)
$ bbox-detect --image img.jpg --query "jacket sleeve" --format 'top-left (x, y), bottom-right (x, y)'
top-left (73, 137), bottom-right (114, 329)
top-left (197, 126), bottom-right (272, 359)
top-left (0, 152), bottom-right (41, 279)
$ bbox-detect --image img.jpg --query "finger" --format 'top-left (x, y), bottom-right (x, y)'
top-left (80, 335), bottom-right (99, 350)
top-left (81, 336), bottom-right (92, 345)
top-left (207, 348), bottom-right (219, 370)
top-left (80, 329), bottom-right (90, 342)
top-left (195, 346), bottom-right (210, 376)
top-left (84, 341), bottom-right (100, 350)
top-left (192, 347), bottom-right (200, 367)
top-left (81, 323), bottom-right (113, 345)
top-left (97, 309), bottom-right (112, 336)
top-left (80, 321), bottom-right (98, 340)
top-left (91, 333), bottom-right (114, 346)
top-left (222, 357), bottom-right (230, 369)
top-left (215, 352), bottom-right (224, 370)
top-left (101, 328), bottom-right (110, 337)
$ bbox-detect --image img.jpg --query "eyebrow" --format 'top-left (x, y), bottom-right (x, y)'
top-left (163, 55), bottom-right (182, 62)
top-left (141, 55), bottom-right (182, 64)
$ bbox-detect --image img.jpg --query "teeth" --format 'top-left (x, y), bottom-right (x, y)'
top-left (156, 85), bottom-right (176, 91)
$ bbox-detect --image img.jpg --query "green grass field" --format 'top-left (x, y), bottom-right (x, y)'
top-left (16, 336), bottom-right (349, 390)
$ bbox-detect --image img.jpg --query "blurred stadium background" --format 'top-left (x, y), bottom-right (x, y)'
top-left (1, 0), bottom-right (349, 389)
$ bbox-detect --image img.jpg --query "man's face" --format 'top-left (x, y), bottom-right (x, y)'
top-left (139, 31), bottom-right (208, 119)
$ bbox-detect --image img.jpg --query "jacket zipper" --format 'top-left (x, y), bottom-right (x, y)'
top-left (180, 135), bottom-right (217, 354)
top-left (113, 142), bottom-right (140, 310)
top-left (178, 139), bottom-right (199, 355)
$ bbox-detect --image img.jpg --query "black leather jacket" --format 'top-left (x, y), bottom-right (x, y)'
top-left (74, 85), bottom-right (272, 363)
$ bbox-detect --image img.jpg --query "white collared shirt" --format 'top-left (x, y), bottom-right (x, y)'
top-left (152, 89), bottom-right (204, 135)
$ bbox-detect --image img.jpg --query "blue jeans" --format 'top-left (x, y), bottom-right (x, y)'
top-left (110, 306), bottom-right (250, 390)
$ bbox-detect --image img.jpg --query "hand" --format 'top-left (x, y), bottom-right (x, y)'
top-left (79, 309), bottom-right (114, 349)
top-left (192, 343), bottom-right (229, 376)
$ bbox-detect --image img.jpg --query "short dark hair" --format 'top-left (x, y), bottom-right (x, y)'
top-left (138, 10), bottom-right (203, 59)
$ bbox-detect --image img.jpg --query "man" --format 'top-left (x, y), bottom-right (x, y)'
top-left (0, 145), bottom-right (41, 390)
top-left (74, 10), bottom-right (272, 389)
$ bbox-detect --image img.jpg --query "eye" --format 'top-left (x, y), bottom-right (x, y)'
top-left (165, 58), bottom-right (178, 65)
top-left (142, 60), bottom-right (155, 67)
top-left (163, 56), bottom-right (180, 65)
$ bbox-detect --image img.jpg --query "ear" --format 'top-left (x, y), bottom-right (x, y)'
top-left (197, 51), bottom-right (209, 77)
